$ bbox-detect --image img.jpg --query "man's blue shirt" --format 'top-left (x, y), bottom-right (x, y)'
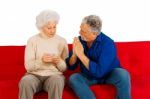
top-left (66, 33), bottom-right (121, 80)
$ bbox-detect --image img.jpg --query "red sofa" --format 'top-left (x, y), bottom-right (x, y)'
top-left (0, 41), bottom-right (150, 99)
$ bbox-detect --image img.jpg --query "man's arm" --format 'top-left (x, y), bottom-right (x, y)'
top-left (73, 37), bottom-right (90, 69)
top-left (75, 37), bottom-right (117, 78)
top-left (77, 53), bottom-right (90, 69)
top-left (69, 54), bottom-right (77, 65)
top-left (66, 52), bottom-right (79, 70)
top-left (88, 40), bottom-right (117, 78)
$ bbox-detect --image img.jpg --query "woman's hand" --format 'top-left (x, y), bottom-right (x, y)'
top-left (51, 55), bottom-right (61, 65)
top-left (42, 53), bottom-right (53, 63)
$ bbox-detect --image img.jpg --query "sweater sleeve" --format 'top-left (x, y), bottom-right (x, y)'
top-left (24, 38), bottom-right (42, 72)
top-left (56, 40), bottom-right (69, 72)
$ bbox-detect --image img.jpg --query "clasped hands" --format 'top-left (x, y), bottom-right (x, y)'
top-left (42, 53), bottom-right (61, 65)
top-left (73, 37), bottom-right (84, 57)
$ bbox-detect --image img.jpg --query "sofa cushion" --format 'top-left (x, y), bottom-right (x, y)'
top-left (0, 80), bottom-right (19, 99)
top-left (34, 84), bottom-right (116, 99)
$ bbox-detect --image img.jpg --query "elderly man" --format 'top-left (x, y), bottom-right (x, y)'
top-left (66, 15), bottom-right (131, 99)
top-left (19, 10), bottom-right (68, 99)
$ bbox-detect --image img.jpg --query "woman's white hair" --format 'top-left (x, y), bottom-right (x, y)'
top-left (36, 9), bottom-right (60, 30)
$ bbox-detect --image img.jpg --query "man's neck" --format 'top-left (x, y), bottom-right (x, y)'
top-left (87, 41), bottom-right (93, 48)
top-left (86, 35), bottom-right (97, 48)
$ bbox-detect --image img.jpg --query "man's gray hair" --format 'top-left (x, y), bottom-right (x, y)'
top-left (36, 10), bottom-right (60, 30)
top-left (82, 15), bottom-right (102, 34)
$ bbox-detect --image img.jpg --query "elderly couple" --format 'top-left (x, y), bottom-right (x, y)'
top-left (19, 10), bottom-right (131, 99)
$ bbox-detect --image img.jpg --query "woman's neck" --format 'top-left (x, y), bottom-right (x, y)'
top-left (40, 32), bottom-right (55, 39)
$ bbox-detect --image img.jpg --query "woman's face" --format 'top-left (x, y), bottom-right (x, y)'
top-left (42, 21), bottom-right (57, 37)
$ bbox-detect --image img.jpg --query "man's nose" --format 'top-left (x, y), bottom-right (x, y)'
top-left (51, 29), bottom-right (54, 33)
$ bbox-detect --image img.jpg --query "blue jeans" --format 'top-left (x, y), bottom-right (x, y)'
top-left (69, 68), bottom-right (131, 99)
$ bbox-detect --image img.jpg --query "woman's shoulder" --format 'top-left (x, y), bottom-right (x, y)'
top-left (55, 35), bottom-right (67, 43)
top-left (27, 34), bottom-right (40, 43)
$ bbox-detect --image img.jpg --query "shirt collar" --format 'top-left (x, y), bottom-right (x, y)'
top-left (94, 32), bottom-right (103, 42)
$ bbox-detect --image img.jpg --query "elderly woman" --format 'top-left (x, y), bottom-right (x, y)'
top-left (19, 10), bottom-right (68, 99)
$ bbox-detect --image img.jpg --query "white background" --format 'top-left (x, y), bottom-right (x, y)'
top-left (0, 0), bottom-right (150, 45)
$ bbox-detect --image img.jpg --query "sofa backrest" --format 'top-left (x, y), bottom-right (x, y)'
top-left (115, 41), bottom-right (150, 83)
top-left (0, 46), bottom-right (25, 65)
top-left (0, 42), bottom-right (150, 82)
top-left (0, 46), bottom-right (25, 80)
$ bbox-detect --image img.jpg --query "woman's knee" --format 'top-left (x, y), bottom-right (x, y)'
top-left (19, 76), bottom-right (30, 87)
top-left (49, 75), bottom-right (65, 86)
top-left (19, 74), bottom-right (38, 89)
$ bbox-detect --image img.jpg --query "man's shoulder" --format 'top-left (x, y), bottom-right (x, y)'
top-left (100, 32), bottom-right (114, 43)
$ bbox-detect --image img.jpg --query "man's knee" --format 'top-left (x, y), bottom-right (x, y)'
top-left (114, 68), bottom-right (131, 87)
top-left (69, 73), bottom-right (80, 82)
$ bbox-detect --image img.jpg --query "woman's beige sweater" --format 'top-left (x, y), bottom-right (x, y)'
top-left (24, 33), bottom-right (68, 76)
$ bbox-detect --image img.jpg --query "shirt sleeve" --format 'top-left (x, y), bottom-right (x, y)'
top-left (24, 38), bottom-right (42, 72)
top-left (89, 40), bottom-right (116, 78)
top-left (66, 51), bottom-right (79, 70)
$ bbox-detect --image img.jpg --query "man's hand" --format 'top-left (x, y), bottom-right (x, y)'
top-left (72, 37), bottom-right (90, 69)
top-left (73, 37), bottom-right (84, 57)
top-left (72, 37), bottom-right (76, 55)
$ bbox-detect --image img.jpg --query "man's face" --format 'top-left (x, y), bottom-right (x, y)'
top-left (79, 23), bottom-right (93, 42)
top-left (42, 21), bottom-right (57, 37)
